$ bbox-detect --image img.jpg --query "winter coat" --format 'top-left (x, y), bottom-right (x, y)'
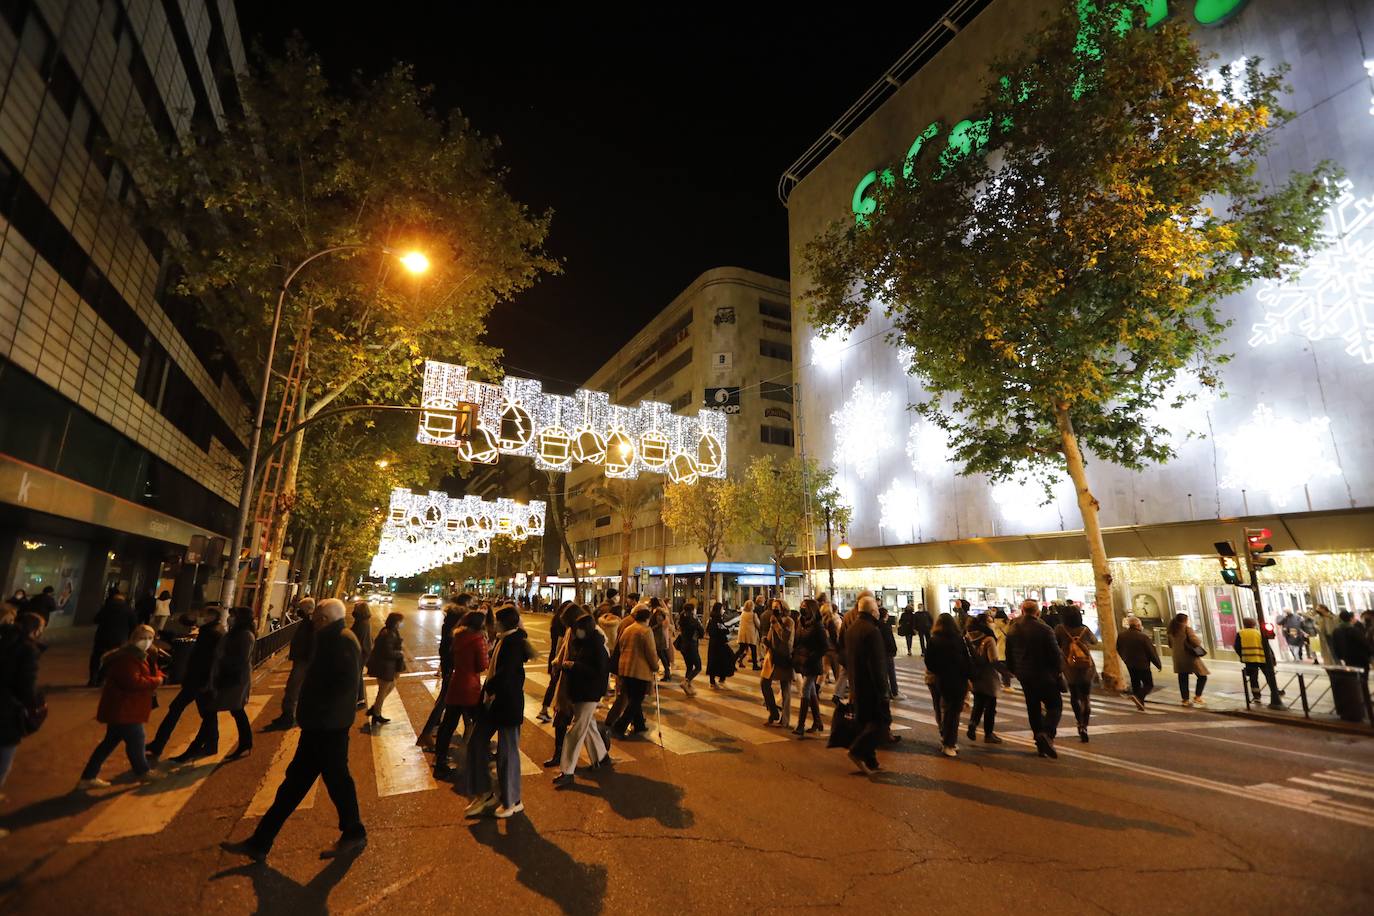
top-left (616, 619), bottom-right (661, 682)
top-left (1116, 628), bottom-right (1162, 671)
top-left (0, 624), bottom-right (42, 745)
top-left (706, 618), bottom-right (735, 679)
top-left (912, 609), bottom-right (933, 636)
top-left (446, 629), bottom-right (489, 706)
top-left (1168, 625), bottom-right (1209, 676)
top-left (26, 591), bottom-right (55, 621)
top-left (93, 597), bottom-right (136, 647)
top-left (897, 609), bottom-right (916, 637)
top-left (792, 621), bottom-right (827, 677)
top-left (675, 612), bottom-right (703, 652)
top-left (1055, 623), bottom-right (1098, 687)
top-left (351, 614), bottom-right (373, 661)
top-left (1332, 622), bottom-right (1372, 668)
top-left (482, 628), bottom-right (533, 727)
top-left (287, 618), bottom-right (315, 663)
top-left (295, 619), bottom-right (361, 731)
top-left (366, 626), bottom-right (406, 681)
top-left (547, 614), bottom-right (568, 673)
top-left (991, 617), bottom-right (1008, 660)
top-left (437, 608), bottom-right (463, 676)
top-left (966, 631), bottom-right (1001, 697)
top-left (208, 625), bottom-right (255, 711)
top-left (737, 606), bottom-right (758, 645)
top-left (1314, 609), bottom-right (1339, 662)
top-left (842, 610), bottom-right (890, 723)
top-left (597, 611), bottom-right (621, 651)
top-left (1005, 615), bottom-right (1063, 690)
top-left (880, 617), bottom-right (899, 657)
top-left (924, 629), bottom-right (972, 690)
top-left (96, 646), bottom-right (162, 725)
top-left (565, 627), bottom-right (610, 703)
top-left (761, 615), bottom-right (795, 681)
top-left (181, 626), bottom-right (223, 691)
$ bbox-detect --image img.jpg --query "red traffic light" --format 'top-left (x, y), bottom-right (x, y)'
top-left (1246, 528), bottom-right (1272, 545)
top-left (1261, 621), bottom-right (1276, 639)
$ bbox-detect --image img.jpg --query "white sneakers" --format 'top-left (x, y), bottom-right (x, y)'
top-left (76, 777), bottom-right (111, 791)
top-left (940, 745), bottom-right (958, 758)
top-left (464, 792), bottom-right (497, 818)
top-left (494, 802), bottom-right (524, 819)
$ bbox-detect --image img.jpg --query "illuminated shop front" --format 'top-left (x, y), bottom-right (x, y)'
top-left (785, 0), bottom-right (1374, 608)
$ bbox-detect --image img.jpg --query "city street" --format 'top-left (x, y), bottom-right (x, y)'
top-left (1, 597), bottom-right (1371, 915)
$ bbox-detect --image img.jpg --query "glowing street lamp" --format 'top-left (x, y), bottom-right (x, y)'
top-left (835, 529), bottom-right (854, 561)
top-left (397, 250), bottom-right (430, 274)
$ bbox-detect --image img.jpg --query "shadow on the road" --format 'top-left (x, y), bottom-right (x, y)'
top-left (584, 766), bottom-right (694, 829)
top-left (469, 815), bottom-right (607, 916)
top-left (872, 770), bottom-right (1188, 836)
top-left (210, 844), bottom-right (362, 915)
top-left (0, 790), bottom-right (105, 832)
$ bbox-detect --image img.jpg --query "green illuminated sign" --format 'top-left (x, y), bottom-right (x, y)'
top-left (850, 0), bottom-right (1251, 222)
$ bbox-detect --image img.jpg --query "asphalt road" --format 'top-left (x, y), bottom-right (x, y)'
top-left (2, 596), bottom-right (1371, 915)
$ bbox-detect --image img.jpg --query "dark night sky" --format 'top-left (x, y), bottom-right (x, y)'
top-left (236, 4), bottom-right (952, 389)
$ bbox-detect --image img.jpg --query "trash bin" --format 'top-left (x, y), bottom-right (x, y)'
top-left (1326, 666), bottom-right (1368, 723)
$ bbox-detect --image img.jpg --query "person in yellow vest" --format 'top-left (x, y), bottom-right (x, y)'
top-left (1233, 618), bottom-right (1283, 710)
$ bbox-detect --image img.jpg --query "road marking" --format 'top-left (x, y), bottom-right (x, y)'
top-left (666, 694), bottom-right (791, 745)
top-left (71, 696), bottom-right (270, 843)
top-left (707, 681), bottom-right (914, 732)
top-left (521, 671), bottom-right (637, 762)
top-left (1291, 775), bottom-right (1374, 801)
top-left (1331, 768), bottom-right (1374, 784)
top-left (1004, 720), bottom-right (1266, 739)
top-left (421, 679), bottom-right (540, 775)
top-left (245, 728), bottom-right (317, 817)
top-left (364, 683), bottom-right (436, 796)
top-left (1251, 782), bottom-right (1374, 826)
top-left (1170, 729), bottom-right (1374, 764)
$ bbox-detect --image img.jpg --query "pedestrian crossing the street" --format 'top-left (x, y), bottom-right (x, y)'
top-left (245, 728), bottom-right (318, 817)
top-left (364, 682), bottom-right (437, 795)
top-left (420, 679), bottom-right (543, 775)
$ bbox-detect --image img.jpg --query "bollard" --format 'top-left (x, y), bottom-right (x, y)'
top-left (1297, 673), bottom-right (1310, 719)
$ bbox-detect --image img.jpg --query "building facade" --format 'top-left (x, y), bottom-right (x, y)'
top-left (562, 266), bottom-right (799, 606)
top-left (785, 0), bottom-right (1374, 653)
top-left (0, 0), bottom-right (249, 625)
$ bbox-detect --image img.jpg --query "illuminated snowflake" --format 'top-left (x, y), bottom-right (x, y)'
top-left (878, 478), bottom-right (922, 542)
top-left (905, 419), bottom-right (948, 475)
top-left (1367, 60), bottom-right (1374, 116)
top-left (990, 466), bottom-right (1073, 528)
top-left (830, 379), bottom-right (895, 480)
top-left (1218, 404), bottom-right (1339, 507)
top-left (1250, 179), bottom-right (1374, 364)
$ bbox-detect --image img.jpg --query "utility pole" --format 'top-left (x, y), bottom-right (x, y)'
top-left (823, 505), bottom-right (836, 599)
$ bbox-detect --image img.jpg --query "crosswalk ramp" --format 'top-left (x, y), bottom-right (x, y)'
top-left (1249, 769), bottom-right (1374, 829)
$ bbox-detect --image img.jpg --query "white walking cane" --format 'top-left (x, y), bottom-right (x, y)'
top-left (651, 676), bottom-right (666, 750)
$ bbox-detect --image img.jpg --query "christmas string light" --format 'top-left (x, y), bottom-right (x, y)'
top-left (369, 488), bottom-right (547, 578)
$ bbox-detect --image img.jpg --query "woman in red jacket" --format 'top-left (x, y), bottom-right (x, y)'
top-left (431, 611), bottom-right (488, 780)
top-left (77, 624), bottom-right (165, 790)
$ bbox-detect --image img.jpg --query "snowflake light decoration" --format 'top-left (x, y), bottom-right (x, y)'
top-left (1218, 404), bottom-right (1339, 507)
top-left (811, 329), bottom-right (850, 367)
top-left (877, 478), bottom-right (922, 543)
top-left (830, 379), bottom-right (895, 480)
top-left (905, 419), bottom-right (949, 476)
top-left (990, 466), bottom-right (1073, 529)
top-left (1250, 180), bottom-right (1374, 364)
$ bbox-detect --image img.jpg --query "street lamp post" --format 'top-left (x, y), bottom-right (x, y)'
top-left (219, 244), bottom-right (428, 609)
top-left (823, 506), bottom-right (836, 599)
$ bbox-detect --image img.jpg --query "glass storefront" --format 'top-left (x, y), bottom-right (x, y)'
top-left (5, 536), bottom-right (87, 625)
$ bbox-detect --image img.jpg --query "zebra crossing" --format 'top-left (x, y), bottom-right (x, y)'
top-left (56, 650), bottom-right (1361, 846)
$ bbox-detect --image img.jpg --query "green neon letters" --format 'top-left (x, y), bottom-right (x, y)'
top-left (849, 0), bottom-right (1251, 222)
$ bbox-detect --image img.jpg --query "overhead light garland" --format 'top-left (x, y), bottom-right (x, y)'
top-left (417, 360), bottom-right (727, 482)
top-left (369, 487), bottom-right (547, 579)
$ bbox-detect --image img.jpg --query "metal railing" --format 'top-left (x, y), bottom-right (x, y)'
top-left (252, 619), bottom-right (301, 668)
top-left (1241, 662), bottom-right (1374, 727)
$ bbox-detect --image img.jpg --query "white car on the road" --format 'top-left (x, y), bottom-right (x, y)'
top-left (417, 593), bottom-right (443, 611)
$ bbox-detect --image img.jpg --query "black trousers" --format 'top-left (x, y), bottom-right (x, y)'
top-left (916, 632), bottom-right (929, 654)
top-left (421, 667), bottom-right (453, 735)
top-left (192, 698), bottom-right (252, 753)
top-left (681, 643), bottom-right (702, 681)
top-left (929, 681), bottom-right (966, 747)
top-left (734, 643), bottom-right (758, 666)
top-left (1127, 666), bottom-right (1154, 703)
top-left (1020, 681), bottom-right (1062, 739)
top-left (849, 706), bottom-right (891, 762)
top-left (1177, 672), bottom-right (1208, 699)
top-left (1068, 682), bottom-right (1092, 728)
top-left (969, 692), bottom-right (997, 737)
top-left (433, 702), bottom-right (477, 766)
top-left (252, 728), bottom-right (363, 850)
top-left (605, 677), bottom-right (649, 735)
top-left (1243, 662), bottom-right (1280, 700)
top-left (147, 683), bottom-right (201, 755)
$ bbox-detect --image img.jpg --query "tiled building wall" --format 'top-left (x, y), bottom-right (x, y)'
top-left (0, 0), bottom-right (248, 506)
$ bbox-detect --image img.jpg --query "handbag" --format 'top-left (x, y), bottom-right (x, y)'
top-left (1189, 643), bottom-right (1207, 658)
top-left (18, 689), bottom-right (47, 736)
top-left (827, 699), bottom-right (858, 748)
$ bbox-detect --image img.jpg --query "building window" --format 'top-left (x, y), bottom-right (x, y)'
top-left (595, 514), bottom-right (611, 528)
top-left (759, 299), bottom-right (791, 323)
top-left (759, 339), bottom-right (792, 362)
top-left (760, 381), bottom-right (792, 404)
top-left (760, 425), bottom-right (794, 447)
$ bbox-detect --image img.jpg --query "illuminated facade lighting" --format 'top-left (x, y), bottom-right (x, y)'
top-left (1218, 404), bottom-right (1339, 507)
top-left (830, 378), bottom-right (895, 480)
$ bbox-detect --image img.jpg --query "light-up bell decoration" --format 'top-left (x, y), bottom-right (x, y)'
top-left (416, 359), bottom-right (728, 483)
top-left (369, 488), bottom-right (547, 579)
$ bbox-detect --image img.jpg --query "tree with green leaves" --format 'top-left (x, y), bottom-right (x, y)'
top-left (660, 477), bottom-right (750, 603)
top-left (802, 1), bottom-right (1338, 687)
top-left (126, 42), bottom-right (555, 572)
top-left (585, 476), bottom-right (661, 602)
top-left (743, 455), bottom-right (842, 594)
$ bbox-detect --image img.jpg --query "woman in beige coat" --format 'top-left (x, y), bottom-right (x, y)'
top-left (1166, 613), bottom-right (1209, 706)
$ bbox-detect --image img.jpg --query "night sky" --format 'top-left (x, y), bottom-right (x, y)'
top-left (237, 4), bottom-right (950, 390)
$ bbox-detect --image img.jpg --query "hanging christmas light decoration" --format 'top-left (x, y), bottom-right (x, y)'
top-left (369, 488), bottom-right (548, 578)
top-left (416, 359), bottom-right (728, 481)
top-left (830, 378), bottom-right (896, 480)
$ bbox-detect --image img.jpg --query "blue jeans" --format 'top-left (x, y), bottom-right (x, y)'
top-left (463, 716), bottom-right (523, 808)
top-left (81, 722), bottom-right (149, 779)
top-left (0, 742), bottom-right (17, 789)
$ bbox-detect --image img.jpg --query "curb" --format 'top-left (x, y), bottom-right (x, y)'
top-left (1210, 707), bottom-right (1374, 738)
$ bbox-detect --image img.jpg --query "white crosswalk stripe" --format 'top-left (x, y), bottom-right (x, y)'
top-left (245, 728), bottom-right (318, 818)
top-left (364, 682), bottom-right (437, 795)
top-left (70, 696), bottom-right (271, 844)
top-left (1248, 771), bottom-right (1374, 828)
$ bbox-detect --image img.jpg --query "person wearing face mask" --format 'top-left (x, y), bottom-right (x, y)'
top-left (222, 598), bottom-right (365, 862)
top-left (364, 612), bottom-right (407, 730)
top-left (553, 606), bottom-right (611, 788)
top-left (462, 604), bottom-right (534, 819)
top-left (76, 625), bottom-right (165, 789)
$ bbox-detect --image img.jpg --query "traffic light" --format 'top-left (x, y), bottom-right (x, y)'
top-left (1213, 540), bottom-right (1243, 585)
top-left (1245, 527), bottom-right (1277, 569)
top-left (1261, 621), bottom-right (1276, 639)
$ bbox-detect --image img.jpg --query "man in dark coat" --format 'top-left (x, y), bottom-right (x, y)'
top-left (263, 597), bottom-right (316, 730)
top-left (88, 590), bottom-right (136, 687)
top-left (223, 598), bottom-right (364, 862)
top-left (146, 607), bottom-right (224, 761)
top-left (912, 606), bottom-right (934, 655)
top-left (843, 595), bottom-right (891, 774)
top-left (1005, 599), bottom-right (1064, 759)
top-left (1115, 615), bottom-right (1162, 710)
top-left (26, 587), bottom-right (56, 623)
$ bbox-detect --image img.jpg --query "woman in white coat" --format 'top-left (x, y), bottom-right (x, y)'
top-left (733, 599), bottom-right (759, 670)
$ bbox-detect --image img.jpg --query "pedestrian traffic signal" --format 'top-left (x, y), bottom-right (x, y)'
top-left (1213, 540), bottom-right (1243, 585)
top-left (1261, 621), bottom-right (1276, 639)
top-left (1245, 527), bottom-right (1277, 569)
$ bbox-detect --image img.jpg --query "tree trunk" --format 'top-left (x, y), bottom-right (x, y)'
top-left (704, 553), bottom-right (714, 607)
top-left (1055, 405), bottom-right (1123, 691)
